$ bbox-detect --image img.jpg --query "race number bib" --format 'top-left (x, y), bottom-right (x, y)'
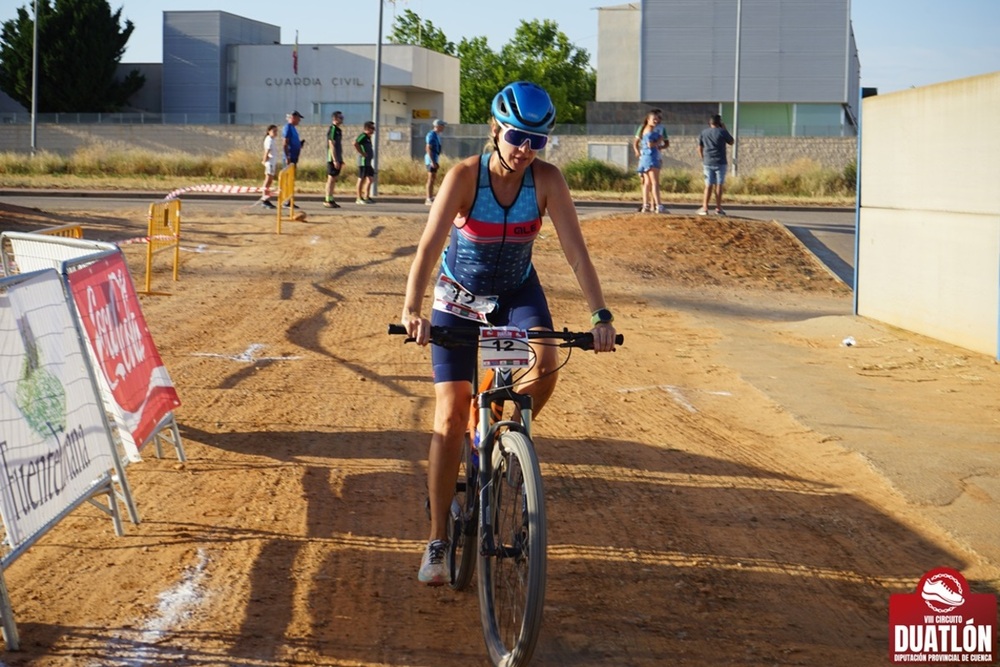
top-left (433, 274), bottom-right (497, 323)
top-left (480, 327), bottom-right (530, 368)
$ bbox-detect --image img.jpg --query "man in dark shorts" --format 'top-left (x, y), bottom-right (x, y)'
top-left (354, 121), bottom-right (376, 205)
top-left (324, 111), bottom-right (345, 208)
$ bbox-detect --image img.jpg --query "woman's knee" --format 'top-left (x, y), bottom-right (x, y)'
top-left (434, 383), bottom-right (471, 434)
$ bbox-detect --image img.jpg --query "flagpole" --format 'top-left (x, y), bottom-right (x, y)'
top-left (30, 0), bottom-right (38, 155)
top-left (293, 30), bottom-right (299, 112)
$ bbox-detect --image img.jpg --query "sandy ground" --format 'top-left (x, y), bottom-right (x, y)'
top-left (0, 199), bottom-right (998, 666)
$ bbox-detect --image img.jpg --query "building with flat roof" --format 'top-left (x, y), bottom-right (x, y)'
top-left (155, 10), bottom-right (459, 126)
top-left (592, 0), bottom-right (860, 136)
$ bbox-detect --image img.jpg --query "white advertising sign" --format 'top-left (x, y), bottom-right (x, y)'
top-left (0, 270), bottom-right (117, 549)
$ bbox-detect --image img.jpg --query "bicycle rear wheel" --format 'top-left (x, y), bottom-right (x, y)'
top-left (449, 432), bottom-right (478, 590)
top-left (477, 430), bottom-right (546, 667)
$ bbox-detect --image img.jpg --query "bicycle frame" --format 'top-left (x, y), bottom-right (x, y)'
top-left (388, 322), bottom-right (621, 666)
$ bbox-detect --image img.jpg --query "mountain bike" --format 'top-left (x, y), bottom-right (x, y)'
top-left (388, 323), bottom-right (622, 667)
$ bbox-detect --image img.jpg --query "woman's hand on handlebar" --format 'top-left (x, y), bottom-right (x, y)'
top-left (401, 310), bottom-right (431, 346)
top-left (590, 322), bottom-right (618, 353)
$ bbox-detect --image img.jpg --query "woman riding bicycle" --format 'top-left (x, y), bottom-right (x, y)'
top-left (401, 81), bottom-right (618, 585)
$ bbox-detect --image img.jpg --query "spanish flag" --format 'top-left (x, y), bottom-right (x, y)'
top-left (293, 30), bottom-right (298, 74)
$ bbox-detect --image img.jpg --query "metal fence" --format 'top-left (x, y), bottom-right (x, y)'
top-left (1, 112), bottom-right (855, 139)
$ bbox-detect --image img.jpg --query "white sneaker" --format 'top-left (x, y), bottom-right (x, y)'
top-left (355, 198), bottom-right (366, 205)
top-left (921, 578), bottom-right (964, 607)
top-left (657, 204), bottom-right (669, 214)
top-left (418, 539), bottom-right (449, 586)
top-left (425, 197), bottom-right (435, 206)
top-left (697, 208), bottom-right (708, 216)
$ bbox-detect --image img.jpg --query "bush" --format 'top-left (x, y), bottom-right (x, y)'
top-left (729, 158), bottom-right (854, 198)
top-left (562, 158), bottom-right (634, 192)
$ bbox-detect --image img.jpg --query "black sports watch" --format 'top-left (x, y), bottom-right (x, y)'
top-left (591, 308), bottom-right (614, 326)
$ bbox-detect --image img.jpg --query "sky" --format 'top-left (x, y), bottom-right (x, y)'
top-left (4, 0), bottom-right (998, 95)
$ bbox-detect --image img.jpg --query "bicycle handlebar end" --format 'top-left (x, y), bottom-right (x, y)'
top-left (387, 324), bottom-right (407, 335)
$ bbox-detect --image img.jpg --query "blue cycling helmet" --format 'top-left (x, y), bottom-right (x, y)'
top-left (491, 81), bottom-right (556, 133)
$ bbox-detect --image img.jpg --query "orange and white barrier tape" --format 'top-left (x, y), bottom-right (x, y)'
top-left (116, 235), bottom-right (180, 247)
top-left (163, 184), bottom-right (266, 202)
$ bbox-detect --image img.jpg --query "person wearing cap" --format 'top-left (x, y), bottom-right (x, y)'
top-left (282, 110), bottom-right (306, 166)
top-left (424, 119), bottom-right (447, 205)
top-left (401, 81), bottom-right (617, 586)
top-left (281, 111), bottom-right (306, 209)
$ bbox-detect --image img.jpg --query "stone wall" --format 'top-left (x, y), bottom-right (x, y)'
top-left (544, 133), bottom-right (855, 173)
top-left (0, 123), bottom-right (855, 174)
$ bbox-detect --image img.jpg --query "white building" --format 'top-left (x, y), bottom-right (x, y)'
top-left (159, 11), bottom-right (459, 126)
top-left (592, 0), bottom-right (861, 136)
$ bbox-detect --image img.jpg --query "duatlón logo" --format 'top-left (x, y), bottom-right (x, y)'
top-left (889, 567), bottom-right (997, 663)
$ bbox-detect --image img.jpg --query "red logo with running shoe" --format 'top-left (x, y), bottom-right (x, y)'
top-left (889, 567), bottom-right (997, 663)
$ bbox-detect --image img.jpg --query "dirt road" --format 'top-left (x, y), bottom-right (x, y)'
top-left (0, 200), bottom-right (997, 666)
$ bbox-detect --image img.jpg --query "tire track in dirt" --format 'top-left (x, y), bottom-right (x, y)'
top-left (0, 207), bottom-right (994, 666)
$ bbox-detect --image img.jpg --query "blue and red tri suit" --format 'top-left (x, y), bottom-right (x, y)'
top-left (431, 152), bottom-right (554, 383)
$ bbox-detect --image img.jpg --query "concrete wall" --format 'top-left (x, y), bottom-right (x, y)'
top-left (639, 0), bottom-right (857, 117)
top-left (0, 123), bottom-right (856, 175)
top-left (857, 71), bottom-right (1000, 358)
top-left (596, 3), bottom-right (641, 102)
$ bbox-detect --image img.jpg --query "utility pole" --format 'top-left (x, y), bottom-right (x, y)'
top-left (732, 0), bottom-right (742, 176)
top-left (371, 1), bottom-right (384, 196)
top-left (30, 0), bottom-right (39, 155)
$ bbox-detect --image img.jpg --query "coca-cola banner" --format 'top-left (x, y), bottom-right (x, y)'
top-left (67, 253), bottom-right (180, 448)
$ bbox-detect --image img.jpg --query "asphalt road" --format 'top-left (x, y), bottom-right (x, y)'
top-left (0, 191), bottom-right (857, 288)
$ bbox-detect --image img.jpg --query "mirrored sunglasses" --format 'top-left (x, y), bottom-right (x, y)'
top-left (498, 122), bottom-right (549, 151)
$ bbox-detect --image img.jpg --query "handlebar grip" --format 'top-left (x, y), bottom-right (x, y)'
top-left (387, 324), bottom-right (407, 335)
top-left (615, 334), bottom-right (624, 345)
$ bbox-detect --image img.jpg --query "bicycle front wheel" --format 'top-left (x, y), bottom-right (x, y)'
top-left (477, 430), bottom-right (546, 667)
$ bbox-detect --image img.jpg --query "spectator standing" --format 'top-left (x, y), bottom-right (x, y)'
top-left (424, 119), bottom-right (446, 205)
top-left (697, 114), bottom-right (735, 215)
top-left (282, 110), bottom-right (305, 166)
top-left (258, 124), bottom-right (279, 209)
top-left (282, 110), bottom-right (305, 210)
top-left (354, 121), bottom-right (377, 204)
top-left (633, 109), bottom-right (669, 214)
top-left (324, 111), bottom-right (345, 208)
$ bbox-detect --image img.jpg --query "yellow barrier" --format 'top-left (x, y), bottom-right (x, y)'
top-left (37, 223), bottom-right (84, 239)
top-left (144, 199), bottom-right (181, 294)
top-left (276, 164), bottom-right (296, 234)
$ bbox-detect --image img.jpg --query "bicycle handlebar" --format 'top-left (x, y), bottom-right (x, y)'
top-left (387, 323), bottom-right (623, 350)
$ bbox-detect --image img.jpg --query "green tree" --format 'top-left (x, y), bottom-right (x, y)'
top-left (387, 10), bottom-right (595, 125)
top-left (499, 20), bottom-right (595, 125)
top-left (0, 0), bottom-right (144, 112)
top-left (387, 8), bottom-right (456, 55)
top-left (456, 36), bottom-right (506, 124)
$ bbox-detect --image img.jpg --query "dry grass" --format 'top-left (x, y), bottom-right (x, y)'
top-left (0, 149), bottom-right (854, 205)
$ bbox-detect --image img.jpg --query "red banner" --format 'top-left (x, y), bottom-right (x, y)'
top-left (889, 567), bottom-right (997, 663)
top-left (67, 253), bottom-right (181, 447)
